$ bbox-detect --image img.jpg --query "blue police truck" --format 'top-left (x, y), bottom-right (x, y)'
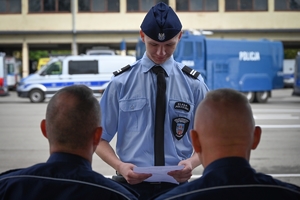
top-left (136, 31), bottom-right (284, 103)
top-left (292, 52), bottom-right (300, 96)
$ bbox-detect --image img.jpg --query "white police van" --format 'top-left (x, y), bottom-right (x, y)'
top-left (0, 52), bottom-right (9, 96)
top-left (17, 55), bottom-right (136, 103)
top-left (5, 56), bottom-right (21, 90)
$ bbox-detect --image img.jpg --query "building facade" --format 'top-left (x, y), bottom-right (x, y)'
top-left (0, 0), bottom-right (299, 77)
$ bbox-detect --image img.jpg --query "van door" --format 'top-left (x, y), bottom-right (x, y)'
top-left (0, 53), bottom-right (8, 96)
top-left (40, 60), bottom-right (66, 96)
top-left (5, 57), bottom-right (21, 90)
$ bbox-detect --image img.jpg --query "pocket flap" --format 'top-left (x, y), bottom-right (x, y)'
top-left (120, 98), bottom-right (147, 112)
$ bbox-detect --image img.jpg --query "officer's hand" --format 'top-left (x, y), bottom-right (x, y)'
top-left (118, 162), bottom-right (152, 185)
top-left (167, 160), bottom-right (192, 183)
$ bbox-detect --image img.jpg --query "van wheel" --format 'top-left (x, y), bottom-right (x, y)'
top-left (242, 92), bottom-right (255, 103)
top-left (255, 91), bottom-right (269, 103)
top-left (29, 89), bottom-right (45, 103)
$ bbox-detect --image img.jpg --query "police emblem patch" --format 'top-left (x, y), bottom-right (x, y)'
top-left (158, 33), bottom-right (165, 41)
top-left (172, 117), bottom-right (190, 140)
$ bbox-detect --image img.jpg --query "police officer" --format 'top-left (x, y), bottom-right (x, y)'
top-left (96, 2), bottom-right (209, 199)
top-left (0, 85), bottom-right (137, 200)
top-left (156, 88), bottom-right (300, 199)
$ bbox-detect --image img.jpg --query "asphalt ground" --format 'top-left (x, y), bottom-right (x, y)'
top-left (0, 88), bottom-right (299, 186)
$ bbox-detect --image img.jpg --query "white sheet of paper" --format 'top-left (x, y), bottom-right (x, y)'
top-left (133, 165), bottom-right (184, 184)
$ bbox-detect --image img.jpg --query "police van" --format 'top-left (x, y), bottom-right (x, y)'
top-left (5, 56), bottom-right (21, 90)
top-left (0, 52), bottom-right (9, 96)
top-left (17, 55), bottom-right (136, 103)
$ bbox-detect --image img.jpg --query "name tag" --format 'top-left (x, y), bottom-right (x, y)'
top-left (174, 102), bottom-right (190, 112)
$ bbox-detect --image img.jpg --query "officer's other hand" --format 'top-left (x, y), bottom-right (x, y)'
top-left (118, 162), bottom-right (152, 185)
top-left (167, 160), bottom-right (192, 183)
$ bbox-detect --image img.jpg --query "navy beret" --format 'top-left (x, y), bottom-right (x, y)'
top-left (140, 2), bottom-right (182, 42)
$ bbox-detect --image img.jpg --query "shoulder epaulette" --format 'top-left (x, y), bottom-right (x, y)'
top-left (113, 65), bottom-right (131, 76)
top-left (182, 66), bottom-right (200, 79)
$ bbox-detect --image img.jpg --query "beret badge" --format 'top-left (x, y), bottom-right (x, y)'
top-left (158, 33), bottom-right (165, 41)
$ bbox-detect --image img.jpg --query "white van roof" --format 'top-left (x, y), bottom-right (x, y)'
top-left (86, 49), bottom-right (116, 55)
top-left (61, 55), bottom-right (136, 74)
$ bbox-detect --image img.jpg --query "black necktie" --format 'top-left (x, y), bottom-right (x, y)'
top-left (152, 66), bottom-right (166, 166)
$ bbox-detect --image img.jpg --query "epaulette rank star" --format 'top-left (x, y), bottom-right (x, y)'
top-left (113, 65), bottom-right (131, 76)
top-left (182, 66), bottom-right (200, 79)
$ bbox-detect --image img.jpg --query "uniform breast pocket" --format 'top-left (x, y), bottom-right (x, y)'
top-left (119, 98), bottom-right (148, 132)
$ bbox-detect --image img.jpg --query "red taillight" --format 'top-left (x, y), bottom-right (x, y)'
top-left (0, 78), bottom-right (3, 87)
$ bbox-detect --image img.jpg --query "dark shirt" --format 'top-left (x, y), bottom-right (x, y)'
top-left (0, 152), bottom-right (137, 200)
top-left (156, 157), bottom-right (300, 200)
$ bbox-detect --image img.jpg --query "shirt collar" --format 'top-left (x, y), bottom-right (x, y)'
top-left (203, 157), bottom-right (252, 176)
top-left (47, 152), bottom-right (92, 170)
top-left (140, 52), bottom-right (174, 76)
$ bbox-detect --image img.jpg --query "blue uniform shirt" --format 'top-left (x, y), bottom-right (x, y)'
top-left (100, 53), bottom-right (209, 166)
top-left (0, 152), bottom-right (137, 200)
top-left (156, 157), bottom-right (300, 199)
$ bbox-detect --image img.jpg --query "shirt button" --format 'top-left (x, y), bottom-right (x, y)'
top-left (130, 104), bottom-right (135, 110)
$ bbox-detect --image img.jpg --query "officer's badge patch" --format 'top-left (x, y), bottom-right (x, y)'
top-left (174, 102), bottom-right (190, 112)
top-left (158, 33), bottom-right (165, 41)
top-left (172, 117), bottom-right (190, 140)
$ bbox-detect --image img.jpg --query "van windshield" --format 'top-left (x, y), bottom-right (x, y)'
top-left (40, 61), bottom-right (62, 75)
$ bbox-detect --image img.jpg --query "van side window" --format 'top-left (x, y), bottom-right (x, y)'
top-left (69, 61), bottom-right (98, 74)
top-left (44, 61), bottom-right (62, 75)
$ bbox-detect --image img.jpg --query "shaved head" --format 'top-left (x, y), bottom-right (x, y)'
top-left (191, 88), bottom-right (261, 167)
top-left (44, 85), bottom-right (101, 153)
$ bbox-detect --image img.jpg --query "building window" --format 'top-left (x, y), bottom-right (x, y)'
top-left (78, 0), bottom-right (119, 12)
top-left (29, 0), bottom-right (71, 13)
top-left (0, 0), bottom-right (21, 13)
top-left (176, 0), bottom-right (218, 11)
top-left (225, 0), bottom-right (268, 11)
top-left (275, 0), bottom-right (300, 11)
top-left (127, 0), bottom-right (169, 12)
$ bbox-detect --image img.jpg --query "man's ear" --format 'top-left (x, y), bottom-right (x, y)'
top-left (40, 119), bottom-right (47, 139)
top-left (191, 129), bottom-right (201, 153)
top-left (251, 126), bottom-right (262, 150)
top-left (140, 30), bottom-right (145, 42)
top-left (178, 31), bottom-right (183, 40)
top-left (93, 127), bottom-right (102, 146)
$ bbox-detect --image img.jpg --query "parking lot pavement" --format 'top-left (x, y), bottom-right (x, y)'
top-left (0, 89), bottom-right (300, 186)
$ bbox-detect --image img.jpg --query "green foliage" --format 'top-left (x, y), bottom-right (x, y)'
top-left (29, 50), bottom-right (71, 61)
top-left (50, 50), bottom-right (72, 57)
top-left (29, 51), bottom-right (49, 61)
top-left (284, 49), bottom-right (300, 59)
